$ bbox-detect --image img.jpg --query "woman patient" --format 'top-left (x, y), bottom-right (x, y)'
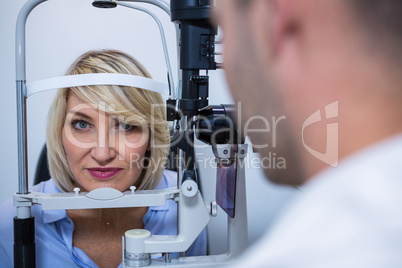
top-left (0, 50), bottom-right (206, 267)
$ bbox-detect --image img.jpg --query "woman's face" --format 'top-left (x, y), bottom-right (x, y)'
top-left (61, 92), bottom-right (150, 192)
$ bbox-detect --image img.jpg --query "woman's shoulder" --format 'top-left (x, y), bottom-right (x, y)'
top-left (0, 196), bottom-right (15, 223)
top-left (0, 179), bottom-right (60, 220)
top-left (32, 178), bottom-right (62, 194)
top-left (0, 196), bottom-right (14, 266)
top-left (156, 170), bottom-right (177, 189)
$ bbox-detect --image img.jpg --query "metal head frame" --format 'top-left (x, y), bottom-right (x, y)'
top-left (13, 1), bottom-right (249, 267)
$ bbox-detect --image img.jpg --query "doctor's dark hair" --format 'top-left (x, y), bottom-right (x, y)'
top-left (349, 1), bottom-right (402, 34)
top-left (347, 0), bottom-right (402, 58)
top-left (233, 0), bottom-right (402, 59)
top-left (46, 50), bottom-right (170, 192)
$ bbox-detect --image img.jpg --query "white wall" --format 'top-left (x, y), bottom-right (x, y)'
top-left (0, 0), bottom-right (297, 252)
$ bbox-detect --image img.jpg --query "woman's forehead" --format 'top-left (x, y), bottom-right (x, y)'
top-left (67, 92), bottom-right (96, 112)
top-left (66, 92), bottom-right (109, 118)
top-left (66, 92), bottom-right (147, 125)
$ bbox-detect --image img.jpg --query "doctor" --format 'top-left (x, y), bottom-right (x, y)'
top-left (213, 0), bottom-right (402, 267)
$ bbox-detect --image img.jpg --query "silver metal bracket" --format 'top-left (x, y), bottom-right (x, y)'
top-left (212, 144), bottom-right (248, 160)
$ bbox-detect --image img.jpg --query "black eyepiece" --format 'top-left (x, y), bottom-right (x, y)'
top-left (92, 1), bottom-right (117, 8)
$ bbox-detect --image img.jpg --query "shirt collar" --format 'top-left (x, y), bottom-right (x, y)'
top-left (148, 175), bottom-right (172, 211)
top-left (40, 180), bottom-right (69, 223)
top-left (42, 209), bottom-right (69, 224)
top-left (303, 133), bottom-right (402, 192)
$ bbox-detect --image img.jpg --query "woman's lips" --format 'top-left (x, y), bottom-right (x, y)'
top-left (86, 168), bottom-right (123, 180)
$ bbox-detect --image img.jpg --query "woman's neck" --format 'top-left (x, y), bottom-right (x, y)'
top-left (67, 207), bottom-right (148, 227)
top-left (67, 206), bottom-right (149, 268)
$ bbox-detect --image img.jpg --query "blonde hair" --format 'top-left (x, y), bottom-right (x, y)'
top-left (46, 50), bottom-right (170, 192)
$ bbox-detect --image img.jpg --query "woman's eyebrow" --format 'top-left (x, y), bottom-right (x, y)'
top-left (68, 111), bottom-right (93, 121)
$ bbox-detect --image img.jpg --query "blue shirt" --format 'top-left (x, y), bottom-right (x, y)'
top-left (0, 170), bottom-right (206, 267)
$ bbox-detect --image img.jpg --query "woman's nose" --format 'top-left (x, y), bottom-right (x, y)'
top-left (91, 127), bottom-right (116, 163)
top-left (91, 145), bottom-right (116, 163)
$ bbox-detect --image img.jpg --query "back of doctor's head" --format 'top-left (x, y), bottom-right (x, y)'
top-left (46, 49), bottom-right (170, 192)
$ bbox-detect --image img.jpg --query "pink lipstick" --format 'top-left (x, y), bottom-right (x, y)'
top-left (87, 167), bottom-right (123, 180)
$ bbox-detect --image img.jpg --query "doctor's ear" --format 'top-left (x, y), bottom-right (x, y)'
top-left (249, 0), bottom-right (300, 57)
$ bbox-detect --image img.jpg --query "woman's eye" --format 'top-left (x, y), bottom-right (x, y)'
top-left (118, 122), bottom-right (136, 132)
top-left (72, 120), bottom-right (90, 130)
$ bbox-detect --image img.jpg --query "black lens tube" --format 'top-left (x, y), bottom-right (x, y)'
top-left (14, 217), bottom-right (35, 268)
